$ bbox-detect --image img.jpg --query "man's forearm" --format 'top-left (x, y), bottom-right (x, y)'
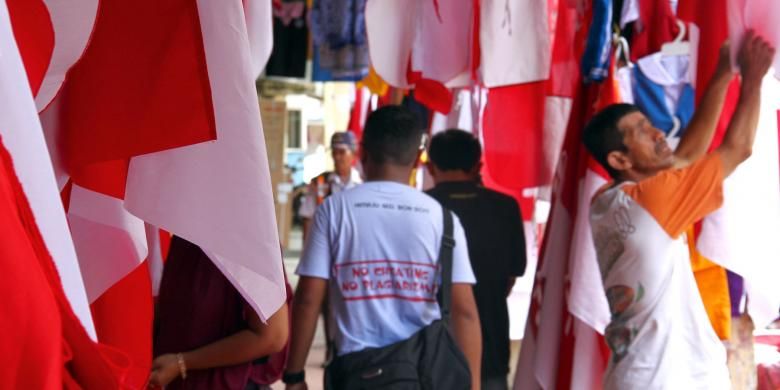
top-left (286, 286), bottom-right (325, 372)
top-left (452, 312), bottom-right (482, 390)
top-left (675, 70), bottom-right (734, 163)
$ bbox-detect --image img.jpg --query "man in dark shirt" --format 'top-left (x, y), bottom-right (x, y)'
top-left (426, 129), bottom-right (526, 390)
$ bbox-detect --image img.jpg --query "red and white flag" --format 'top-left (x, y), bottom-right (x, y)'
top-left (124, 0), bottom-right (285, 321)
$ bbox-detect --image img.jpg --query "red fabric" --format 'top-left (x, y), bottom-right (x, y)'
top-left (70, 159), bottom-right (129, 199)
top-left (6, 0), bottom-right (54, 97)
top-left (347, 87), bottom-right (365, 141)
top-left (630, 0), bottom-right (680, 61)
top-left (407, 63), bottom-right (453, 114)
top-left (90, 262), bottom-right (154, 390)
top-left (470, 0), bottom-right (480, 81)
top-left (678, 0), bottom-right (740, 151)
top-left (482, 82), bottom-right (547, 190)
top-left (60, 0), bottom-right (217, 172)
top-left (546, 0), bottom-right (580, 97)
top-left (0, 135), bottom-right (129, 389)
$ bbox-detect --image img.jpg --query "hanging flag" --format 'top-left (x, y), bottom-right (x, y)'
top-left (0, 0), bottom-right (95, 338)
top-left (124, 0), bottom-right (286, 322)
top-left (32, 0), bottom-right (99, 111)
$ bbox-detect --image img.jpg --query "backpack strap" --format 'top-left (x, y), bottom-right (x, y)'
top-left (438, 207), bottom-right (455, 324)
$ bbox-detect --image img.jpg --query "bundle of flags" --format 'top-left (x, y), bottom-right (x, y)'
top-left (1, 0), bottom-right (286, 387)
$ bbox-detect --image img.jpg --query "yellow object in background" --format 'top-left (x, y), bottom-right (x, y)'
top-left (359, 66), bottom-right (390, 97)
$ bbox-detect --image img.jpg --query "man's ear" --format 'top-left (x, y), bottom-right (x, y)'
top-left (606, 150), bottom-right (632, 173)
top-left (427, 161), bottom-right (438, 178)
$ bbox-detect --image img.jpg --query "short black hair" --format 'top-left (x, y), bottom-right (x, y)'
top-left (582, 103), bottom-right (639, 179)
top-left (362, 105), bottom-right (424, 165)
top-left (428, 129), bottom-right (481, 172)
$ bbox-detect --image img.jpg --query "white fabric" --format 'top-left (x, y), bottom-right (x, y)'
top-left (35, 0), bottom-right (98, 111)
top-left (0, 3), bottom-right (95, 337)
top-left (616, 65), bottom-right (635, 103)
top-left (145, 224), bottom-right (165, 296)
top-left (619, 0), bottom-right (639, 28)
top-left (243, 0), bottom-right (273, 78)
top-left (541, 96), bottom-right (573, 186)
top-left (480, 0), bottom-right (550, 87)
top-left (124, 0), bottom-right (285, 321)
top-left (365, 0), bottom-right (415, 88)
top-left (727, 0), bottom-right (780, 79)
top-left (296, 182), bottom-right (476, 355)
top-left (67, 185), bottom-right (147, 303)
top-left (567, 169), bottom-right (610, 333)
top-left (514, 199), bottom-right (572, 390)
top-left (590, 186), bottom-right (728, 390)
top-left (298, 168), bottom-right (362, 219)
top-left (430, 89), bottom-right (475, 135)
top-left (697, 74), bottom-right (780, 327)
top-left (411, 0), bottom-right (472, 84)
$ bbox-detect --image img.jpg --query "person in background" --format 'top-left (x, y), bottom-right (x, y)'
top-left (284, 106), bottom-right (482, 390)
top-left (426, 129), bottom-right (526, 390)
top-left (299, 131), bottom-right (362, 241)
top-left (149, 236), bottom-right (289, 389)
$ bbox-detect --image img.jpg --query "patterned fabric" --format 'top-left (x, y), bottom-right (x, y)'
top-left (310, 0), bottom-right (369, 79)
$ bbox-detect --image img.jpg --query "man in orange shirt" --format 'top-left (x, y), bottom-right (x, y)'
top-left (583, 31), bottom-right (774, 389)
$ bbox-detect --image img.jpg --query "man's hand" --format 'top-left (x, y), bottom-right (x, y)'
top-left (738, 30), bottom-right (776, 87)
top-left (148, 354), bottom-right (181, 387)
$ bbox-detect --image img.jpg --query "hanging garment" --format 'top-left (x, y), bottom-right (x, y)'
top-left (632, 53), bottom-right (695, 146)
top-left (581, 0), bottom-right (612, 82)
top-left (310, 0), bottom-right (369, 80)
top-left (265, 1), bottom-right (307, 78)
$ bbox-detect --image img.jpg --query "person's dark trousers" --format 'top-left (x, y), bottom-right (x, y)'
top-left (482, 375), bottom-right (509, 390)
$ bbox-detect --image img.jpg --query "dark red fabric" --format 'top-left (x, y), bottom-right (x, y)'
top-left (60, 0), bottom-right (217, 172)
top-left (629, 0), bottom-right (680, 61)
top-left (6, 0), bottom-right (54, 97)
top-left (0, 135), bottom-right (130, 389)
top-left (90, 262), bottom-right (153, 389)
top-left (482, 82), bottom-right (547, 191)
top-left (70, 159), bottom-right (129, 199)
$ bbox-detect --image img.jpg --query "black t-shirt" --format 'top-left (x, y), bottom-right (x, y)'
top-left (426, 181), bottom-right (526, 378)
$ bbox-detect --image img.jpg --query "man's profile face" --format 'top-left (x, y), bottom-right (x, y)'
top-left (614, 111), bottom-right (675, 175)
top-left (332, 147), bottom-right (355, 173)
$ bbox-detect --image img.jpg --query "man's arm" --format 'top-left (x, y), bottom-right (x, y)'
top-left (451, 283), bottom-right (482, 390)
top-left (674, 42), bottom-right (735, 168)
top-left (715, 30), bottom-right (776, 177)
top-left (285, 276), bottom-right (328, 390)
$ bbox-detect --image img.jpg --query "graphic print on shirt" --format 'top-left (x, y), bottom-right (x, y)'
top-left (604, 283), bottom-right (645, 363)
top-left (594, 204), bottom-right (636, 278)
top-left (334, 200), bottom-right (439, 302)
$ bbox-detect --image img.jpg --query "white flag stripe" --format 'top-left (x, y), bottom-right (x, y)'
top-left (35, 0), bottom-right (98, 111)
top-left (68, 184), bottom-right (147, 303)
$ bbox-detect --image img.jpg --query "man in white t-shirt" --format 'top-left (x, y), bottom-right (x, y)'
top-left (283, 106), bottom-right (482, 390)
top-left (582, 32), bottom-right (774, 389)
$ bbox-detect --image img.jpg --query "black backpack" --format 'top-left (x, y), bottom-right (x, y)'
top-left (324, 209), bottom-right (472, 390)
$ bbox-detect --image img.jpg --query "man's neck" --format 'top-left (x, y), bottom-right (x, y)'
top-left (433, 170), bottom-right (476, 185)
top-left (364, 164), bottom-right (414, 185)
top-left (335, 168), bottom-right (351, 182)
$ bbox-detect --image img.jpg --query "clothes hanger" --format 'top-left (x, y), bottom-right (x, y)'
top-left (661, 19), bottom-right (690, 56)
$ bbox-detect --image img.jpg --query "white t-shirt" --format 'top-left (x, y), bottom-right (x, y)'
top-left (296, 181), bottom-right (476, 355)
top-left (590, 154), bottom-right (729, 389)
